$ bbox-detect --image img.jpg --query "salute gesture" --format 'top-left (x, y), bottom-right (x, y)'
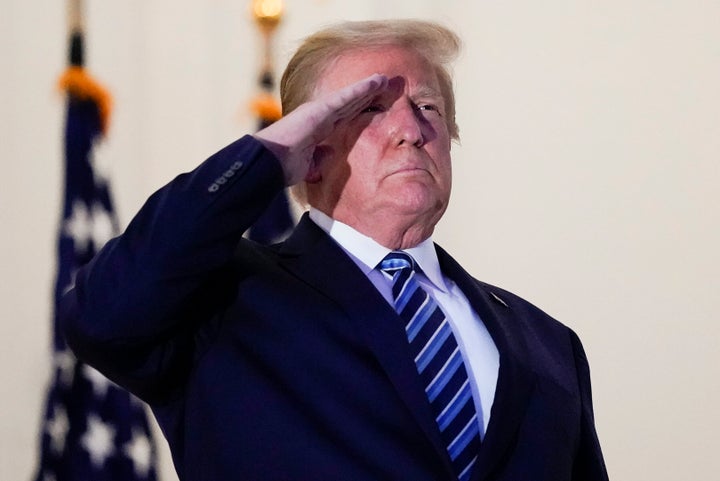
top-left (59, 20), bottom-right (609, 481)
top-left (253, 73), bottom-right (389, 185)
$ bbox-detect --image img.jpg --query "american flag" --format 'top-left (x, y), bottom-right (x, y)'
top-left (34, 32), bottom-right (158, 481)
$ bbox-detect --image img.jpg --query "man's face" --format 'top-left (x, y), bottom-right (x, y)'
top-left (306, 46), bottom-right (453, 237)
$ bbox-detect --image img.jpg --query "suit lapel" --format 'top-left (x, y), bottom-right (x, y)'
top-left (275, 218), bottom-right (537, 479)
top-left (436, 246), bottom-right (537, 481)
top-left (278, 215), bottom-right (455, 475)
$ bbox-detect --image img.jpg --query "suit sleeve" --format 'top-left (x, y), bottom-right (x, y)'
top-left (569, 330), bottom-right (610, 481)
top-left (60, 135), bottom-right (286, 404)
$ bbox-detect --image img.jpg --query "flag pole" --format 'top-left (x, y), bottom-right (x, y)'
top-left (67, 0), bottom-right (83, 35)
top-left (250, 0), bottom-right (284, 125)
top-left (58, 0), bottom-right (112, 135)
top-left (247, 0), bottom-right (294, 243)
top-left (66, 0), bottom-right (84, 70)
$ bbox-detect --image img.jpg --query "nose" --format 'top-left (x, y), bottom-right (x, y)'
top-left (388, 100), bottom-right (424, 148)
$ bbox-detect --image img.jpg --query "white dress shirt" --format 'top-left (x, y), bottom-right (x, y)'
top-left (309, 208), bottom-right (500, 439)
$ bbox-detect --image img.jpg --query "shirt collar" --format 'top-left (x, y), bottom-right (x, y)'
top-left (308, 208), bottom-right (449, 293)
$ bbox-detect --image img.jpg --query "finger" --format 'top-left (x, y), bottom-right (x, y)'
top-left (322, 74), bottom-right (389, 118)
top-left (333, 74), bottom-right (388, 116)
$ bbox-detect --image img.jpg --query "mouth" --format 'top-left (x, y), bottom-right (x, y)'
top-left (388, 166), bottom-right (431, 177)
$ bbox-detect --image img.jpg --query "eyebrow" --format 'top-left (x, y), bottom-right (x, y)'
top-left (412, 85), bottom-right (444, 103)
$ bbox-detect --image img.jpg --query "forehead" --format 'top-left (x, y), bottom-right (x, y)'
top-left (313, 45), bottom-right (442, 98)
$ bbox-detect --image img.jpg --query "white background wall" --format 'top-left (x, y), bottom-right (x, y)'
top-left (2, 1), bottom-right (718, 480)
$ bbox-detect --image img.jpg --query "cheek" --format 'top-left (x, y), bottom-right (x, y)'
top-left (350, 121), bottom-right (384, 151)
top-left (433, 154), bottom-right (453, 197)
top-left (345, 128), bottom-right (384, 169)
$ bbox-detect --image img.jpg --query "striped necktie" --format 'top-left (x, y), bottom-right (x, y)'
top-left (380, 251), bottom-right (480, 481)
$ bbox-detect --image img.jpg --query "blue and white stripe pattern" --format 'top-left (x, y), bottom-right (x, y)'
top-left (380, 251), bottom-right (480, 481)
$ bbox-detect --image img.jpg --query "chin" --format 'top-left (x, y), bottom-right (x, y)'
top-left (391, 190), bottom-right (445, 218)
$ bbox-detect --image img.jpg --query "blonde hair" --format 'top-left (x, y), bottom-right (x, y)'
top-left (281, 19), bottom-right (461, 205)
top-left (281, 19), bottom-right (460, 138)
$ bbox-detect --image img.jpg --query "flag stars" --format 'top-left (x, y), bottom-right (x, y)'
top-left (91, 202), bottom-right (115, 246)
top-left (55, 349), bottom-right (76, 387)
top-left (64, 200), bottom-right (93, 254)
top-left (63, 200), bottom-right (115, 254)
top-left (46, 405), bottom-right (69, 454)
top-left (124, 429), bottom-right (153, 478)
top-left (81, 414), bottom-right (116, 468)
top-left (83, 364), bottom-right (114, 398)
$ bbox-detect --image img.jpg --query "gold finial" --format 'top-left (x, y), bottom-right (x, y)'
top-left (252, 0), bottom-right (284, 30)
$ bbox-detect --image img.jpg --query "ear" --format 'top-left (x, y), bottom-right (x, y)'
top-left (305, 145), bottom-right (331, 184)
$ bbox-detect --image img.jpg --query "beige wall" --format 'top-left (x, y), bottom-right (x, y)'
top-left (2, 1), bottom-right (718, 479)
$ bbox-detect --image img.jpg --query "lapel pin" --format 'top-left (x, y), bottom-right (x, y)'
top-left (490, 291), bottom-right (509, 308)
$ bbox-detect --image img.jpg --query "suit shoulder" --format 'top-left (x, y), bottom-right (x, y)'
top-left (477, 279), bottom-right (571, 330)
top-left (232, 236), bottom-right (284, 271)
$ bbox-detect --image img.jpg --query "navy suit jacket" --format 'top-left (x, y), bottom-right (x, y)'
top-left (62, 136), bottom-right (608, 480)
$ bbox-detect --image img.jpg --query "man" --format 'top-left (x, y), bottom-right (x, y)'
top-left (61, 20), bottom-right (608, 481)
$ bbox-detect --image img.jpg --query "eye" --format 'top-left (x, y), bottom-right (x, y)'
top-left (361, 104), bottom-right (384, 113)
top-left (417, 104), bottom-right (442, 116)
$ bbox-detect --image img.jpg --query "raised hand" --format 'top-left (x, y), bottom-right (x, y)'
top-left (253, 73), bottom-right (389, 185)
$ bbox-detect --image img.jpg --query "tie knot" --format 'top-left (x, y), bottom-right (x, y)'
top-left (379, 251), bottom-right (416, 275)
